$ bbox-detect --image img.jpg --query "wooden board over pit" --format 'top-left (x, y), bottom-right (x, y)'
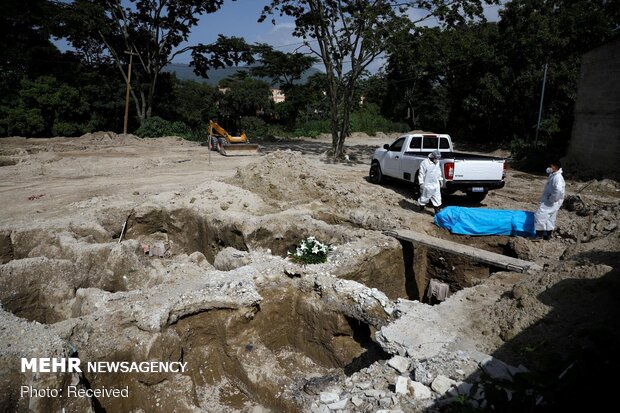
top-left (383, 229), bottom-right (542, 273)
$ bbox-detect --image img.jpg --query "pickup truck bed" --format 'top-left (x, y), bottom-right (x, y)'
top-left (370, 133), bottom-right (507, 201)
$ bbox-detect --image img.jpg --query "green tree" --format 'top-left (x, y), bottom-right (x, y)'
top-left (383, 0), bottom-right (618, 150)
top-left (154, 77), bottom-right (221, 135)
top-left (497, 0), bottom-right (618, 147)
top-left (0, 0), bottom-right (60, 87)
top-left (260, 0), bottom-right (495, 158)
top-left (58, 1), bottom-right (254, 125)
top-left (218, 77), bottom-right (272, 125)
top-left (3, 76), bottom-right (89, 136)
top-left (251, 44), bottom-right (318, 88)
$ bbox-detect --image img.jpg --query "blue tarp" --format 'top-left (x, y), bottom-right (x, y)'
top-left (434, 206), bottom-right (536, 237)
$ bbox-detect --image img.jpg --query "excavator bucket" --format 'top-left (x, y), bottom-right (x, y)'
top-left (219, 144), bottom-right (261, 156)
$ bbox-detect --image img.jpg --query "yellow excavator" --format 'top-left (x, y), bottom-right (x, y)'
top-left (207, 120), bottom-right (260, 156)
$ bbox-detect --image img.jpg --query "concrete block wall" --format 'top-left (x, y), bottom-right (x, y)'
top-left (567, 38), bottom-right (620, 179)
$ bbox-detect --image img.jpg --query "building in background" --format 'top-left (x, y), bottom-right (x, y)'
top-left (270, 88), bottom-right (286, 103)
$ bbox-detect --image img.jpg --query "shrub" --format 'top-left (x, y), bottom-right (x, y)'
top-left (293, 119), bottom-right (331, 138)
top-left (350, 103), bottom-right (408, 135)
top-left (239, 116), bottom-right (268, 139)
top-left (135, 116), bottom-right (192, 139)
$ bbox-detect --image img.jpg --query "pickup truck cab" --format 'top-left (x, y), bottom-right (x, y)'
top-left (369, 132), bottom-right (506, 202)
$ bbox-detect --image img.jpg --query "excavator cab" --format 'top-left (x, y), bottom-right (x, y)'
top-left (207, 120), bottom-right (260, 156)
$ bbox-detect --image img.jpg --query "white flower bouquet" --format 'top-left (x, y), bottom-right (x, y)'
top-left (287, 236), bottom-right (332, 265)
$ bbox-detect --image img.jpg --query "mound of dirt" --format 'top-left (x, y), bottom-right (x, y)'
top-left (77, 131), bottom-right (142, 146)
top-left (230, 150), bottom-right (333, 207)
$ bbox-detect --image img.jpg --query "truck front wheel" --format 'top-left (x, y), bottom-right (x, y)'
top-left (369, 163), bottom-right (384, 184)
top-left (466, 191), bottom-right (488, 203)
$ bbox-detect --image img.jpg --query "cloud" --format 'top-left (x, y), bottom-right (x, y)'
top-left (254, 22), bottom-right (301, 50)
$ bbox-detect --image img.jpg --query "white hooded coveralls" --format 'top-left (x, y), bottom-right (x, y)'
top-left (534, 168), bottom-right (565, 231)
top-left (418, 158), bottom-right (442, 207)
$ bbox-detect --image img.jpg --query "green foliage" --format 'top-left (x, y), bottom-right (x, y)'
top-left (383, 0), bottom-right (618, 159)
top-left (219, 77), bottom-right (273, 118)
top-left (350, 103), bottom-right (408, 135)
top-left (135, 116), bottom-right (192, 139)
top-left (292, 119), bottom-right (331, 139)
top-left (288, 237), bottom-right (332, 265)
top-left (2, 107), bottom-right (45, 136)
top-left (156, 78), bottom-right (220, 132)
top-left (261, 0), bottom-right (493, 157)
top-left (239, 116), bottom-right (268, 138)
top-left (1, 75), bottom-right (91, 137)
top-left (59, 1), bottom-right (253, 125)
top-left (251, 44), bottom-right (318, 87)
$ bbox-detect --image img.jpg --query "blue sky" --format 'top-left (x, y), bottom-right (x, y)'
top-left (174, 0), bottom-right (297, 63)
top-left (173, 0), bottom-right (505, 68)
top-left (56, 0), bottom-right (504, 72)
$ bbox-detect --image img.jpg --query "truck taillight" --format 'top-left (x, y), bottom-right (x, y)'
top-left (443, 162), bottom-right (454, 181)
top-left (502, 162), bottom-right (507, 180)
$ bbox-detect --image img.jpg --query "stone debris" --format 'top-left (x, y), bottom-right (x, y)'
top-left (351, 395), bottom-right (364, 406)
top-left (480, 355), bottom-right (528, 381)
top-left (376, 410), bottom-right (405, 413)
top-left (431, 375), bottom-right (457, 395)
top-left (213, 246), bottom-right (252, 271)
top-left (408, 380), bottom-right (432, 400)
top-left (319, 392), bottom-right (340, 404)
top-left (387, 355), bottom-right (410, 374)
top-left (394, 376), bottom-right (409, 395)
top-left (326, 397), bottom-right (348, 410)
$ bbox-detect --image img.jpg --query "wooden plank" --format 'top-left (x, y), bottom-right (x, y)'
top-left (384, 229), bottom-right (542, 273)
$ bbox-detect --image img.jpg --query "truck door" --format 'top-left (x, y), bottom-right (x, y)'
top-left (384, 137), bottom-right (406, 176)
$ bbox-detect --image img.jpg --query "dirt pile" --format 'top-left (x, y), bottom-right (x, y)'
top-left (230, 150), bottom-right (332, 207)
top-left (76, 131), bottom-right (142, 146)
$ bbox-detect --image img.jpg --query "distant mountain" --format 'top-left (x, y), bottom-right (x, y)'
top-left (164, 63), bottom-right (322, 87)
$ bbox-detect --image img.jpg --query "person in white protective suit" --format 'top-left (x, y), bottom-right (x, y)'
top-left (534, 161), bottom-right (565, 240)
top-left (417, 150), bottom-right (443, 214)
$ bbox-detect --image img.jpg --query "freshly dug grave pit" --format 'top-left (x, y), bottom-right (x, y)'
top-left (0, 233), bottom-right (153, 323)
top-left (0, 200), bottom-right (523, 326)
top-left (0, 157), bottom-right (17, 167)
top-left (336, 232), bottom-right (514, 303)
top-left (122, 207), bottom-right (354, 264)
top-left (168, 285), bottom-right (387, 412)
top-left (54, 279), bottom-right (390, 413)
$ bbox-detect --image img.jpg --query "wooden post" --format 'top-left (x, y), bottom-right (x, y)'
top-left (123, 51), bottom-right (137, 135)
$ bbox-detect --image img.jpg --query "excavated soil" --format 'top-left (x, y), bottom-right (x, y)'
top-left (0, 132), bottom-right (618, 412)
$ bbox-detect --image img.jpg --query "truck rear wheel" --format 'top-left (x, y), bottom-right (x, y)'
top-left (369, 163), bottom-right (384, 184)
top-left (466, 191), bottom-right (488, 203)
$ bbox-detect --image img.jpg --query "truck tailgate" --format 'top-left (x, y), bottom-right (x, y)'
top-left (453, 159), bottom-right (504, 181)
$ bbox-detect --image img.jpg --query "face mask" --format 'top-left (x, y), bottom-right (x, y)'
top-left (546, 167), bottom-right (553, 174)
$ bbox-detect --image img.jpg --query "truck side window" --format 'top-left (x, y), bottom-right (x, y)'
top-left (440, 138), bottom-right (450, 149)
top-left (422, 137), bottom-right (438, 150)
top-left (389, 137), bottom-right (406, 152)
top-left (409, 137), bottom-right (421, 149)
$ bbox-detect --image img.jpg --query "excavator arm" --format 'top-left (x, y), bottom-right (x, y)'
top-left (207, 120), bottom-right (259, 156)
top-left (208, 120), bottom-right (248, 144)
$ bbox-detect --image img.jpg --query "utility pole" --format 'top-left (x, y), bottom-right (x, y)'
top-left (535, 62), bottom-right (548, 147)
top-left (123, 50), bottom-right (138, 135)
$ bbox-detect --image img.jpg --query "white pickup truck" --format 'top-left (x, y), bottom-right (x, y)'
top-left (369, 132), bottom-right (506, 202)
